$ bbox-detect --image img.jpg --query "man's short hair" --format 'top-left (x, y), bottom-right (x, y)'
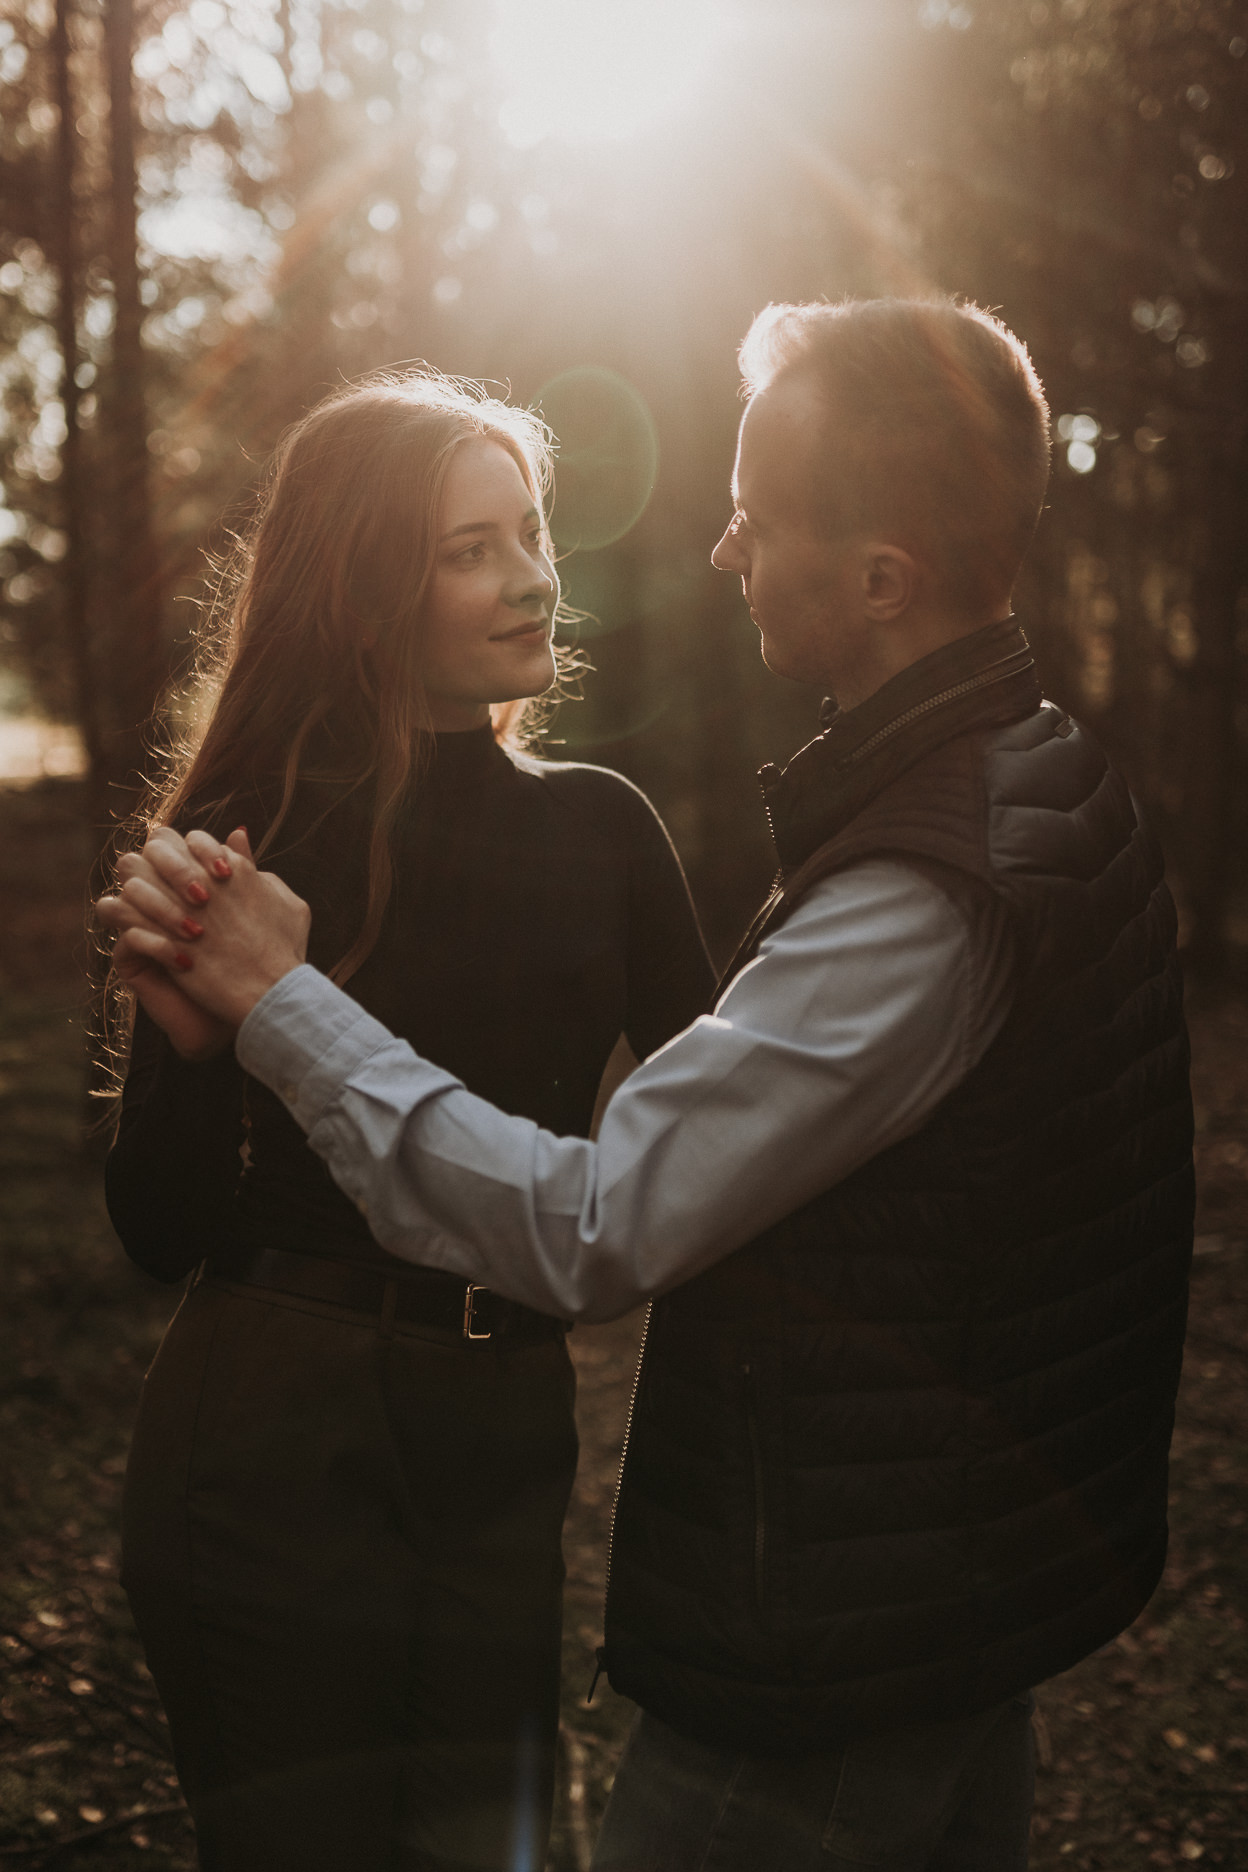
top-left (738, 298), bottom-right (1051, 612)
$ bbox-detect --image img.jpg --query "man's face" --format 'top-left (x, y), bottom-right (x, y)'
top-left (711, 379), bottom-right (871, 698)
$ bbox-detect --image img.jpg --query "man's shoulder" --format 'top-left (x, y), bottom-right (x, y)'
top-left (757, 701), bottom-right (1136, 965)
top-left (978, 702), bottom-right (1144, 886)
top-left (829, 701), bottom-right (1127, 880)
top-left (980, 698), bottom-right (1111, 793)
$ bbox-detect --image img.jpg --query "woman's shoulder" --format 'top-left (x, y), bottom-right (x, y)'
top-left (177, 775), bottom-right (360, 859)
top-left (507, 752), bottom-right (669, 838)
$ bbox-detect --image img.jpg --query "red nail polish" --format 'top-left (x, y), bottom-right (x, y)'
top-left (212, 857), bottom-right (233, 879)
top-left (179, 917), bottom-right (204, 939)
top-left (232, 825), bottom-right (248, 839)
top-left (173, 951), bottom-right (194, 972)
top-left (186, 880), bottom-right (210, 905)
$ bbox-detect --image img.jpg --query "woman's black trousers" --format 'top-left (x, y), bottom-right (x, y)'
top-left (121, 1271), bottom-right (578, 1872)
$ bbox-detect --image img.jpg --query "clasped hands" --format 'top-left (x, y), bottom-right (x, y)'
top-left (96, 827), bottom-right (312, 1061)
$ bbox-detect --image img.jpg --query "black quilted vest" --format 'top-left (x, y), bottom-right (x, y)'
top-left (601, 620), bottom-right (1194, 1755)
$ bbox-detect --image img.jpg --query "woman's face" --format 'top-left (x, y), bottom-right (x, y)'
top-left (421, 438), bottom-right (559, 732)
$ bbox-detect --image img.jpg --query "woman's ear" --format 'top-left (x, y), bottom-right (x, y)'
top-left (861, 544), bottom-right (917, 622)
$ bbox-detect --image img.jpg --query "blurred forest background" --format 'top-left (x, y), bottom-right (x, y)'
top-left (2, 0), bottom-right (1247, 1868)
top-left (1, 0), bottom-right (1246, 954)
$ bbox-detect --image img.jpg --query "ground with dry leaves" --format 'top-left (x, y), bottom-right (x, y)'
top-left (0, 778), bottom-right (1245, 1871)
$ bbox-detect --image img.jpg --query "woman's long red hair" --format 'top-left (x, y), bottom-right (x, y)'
top-left (141, 369), bottom-right (563, 986)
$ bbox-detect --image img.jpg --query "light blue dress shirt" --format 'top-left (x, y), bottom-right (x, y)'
top-left (236, 858), bottom-right (1015, 1322)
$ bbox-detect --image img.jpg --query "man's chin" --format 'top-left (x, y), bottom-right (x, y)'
top-left (758, 639), bottom-right (821, 689)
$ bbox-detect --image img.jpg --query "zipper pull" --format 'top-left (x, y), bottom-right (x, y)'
top-left (586, 1644), bottom-right (607, 1705)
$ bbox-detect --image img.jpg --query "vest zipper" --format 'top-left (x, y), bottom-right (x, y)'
top-left (761, 794), bottom-right (784, 897)
top-left (762, 787), bottom-right (779, 851)
top-left (743, 1361), bottom-right (767, 1616)
top-left (840, 659), bottom-right (1027, 769)
top-left (588, 1299), bottom-right (653, 1704)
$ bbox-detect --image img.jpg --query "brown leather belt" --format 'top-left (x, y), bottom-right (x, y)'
top-left (202, 1244), bottom-right (567, 1343)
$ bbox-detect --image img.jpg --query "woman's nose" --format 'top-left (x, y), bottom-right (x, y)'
top-left (512, 551), bottom-right (556, 602)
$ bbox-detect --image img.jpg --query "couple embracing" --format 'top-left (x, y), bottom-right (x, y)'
top-left (100, 297), bottom-right (1195, 1872)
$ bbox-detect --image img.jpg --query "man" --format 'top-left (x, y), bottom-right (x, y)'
top-left (104, 298), bottom-right (1194, 1870)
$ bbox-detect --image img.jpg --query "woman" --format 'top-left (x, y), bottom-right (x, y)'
top-left (103, 371), bottom-right (712, 1872)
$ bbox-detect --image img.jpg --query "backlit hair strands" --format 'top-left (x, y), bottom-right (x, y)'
top-left (737, 298), bottom-right (1052, 614)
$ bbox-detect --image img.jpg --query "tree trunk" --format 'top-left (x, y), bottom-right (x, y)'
top-left (1177, 279), bottom-right (1248, 977)
top-left (53, 0), bottom-right (114, 1146)
top-left (1181, 460), bottom-right (1246, 975)
top-left (103, 0), bottom-right (165, 804)
top-left (51, 0), bottom-right (107, 808)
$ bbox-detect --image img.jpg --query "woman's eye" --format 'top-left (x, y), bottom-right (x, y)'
top-left (454, 542), bottom-right (487, 565)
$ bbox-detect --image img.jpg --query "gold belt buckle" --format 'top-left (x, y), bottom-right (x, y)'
top-left (463, 1284), bottom-right (491, 1341)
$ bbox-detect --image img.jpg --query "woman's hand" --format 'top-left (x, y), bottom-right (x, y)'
top-left (111, 928), bottom-right (237, 1062)
top-left (96, 825), bottom-right (312, 1033)
top-left (98, 826), bottom-right (256, 1059)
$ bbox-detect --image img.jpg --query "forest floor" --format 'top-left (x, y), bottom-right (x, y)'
top-left (0, 775), bottom-right (1245, 1872)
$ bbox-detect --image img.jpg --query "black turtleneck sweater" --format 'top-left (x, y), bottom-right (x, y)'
top-left (105, 728), bottom-right (713, 1281)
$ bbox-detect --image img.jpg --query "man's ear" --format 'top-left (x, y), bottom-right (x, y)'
top-left (861, 544), bottom-right (917, 622)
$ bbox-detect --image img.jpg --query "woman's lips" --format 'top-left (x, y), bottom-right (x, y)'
top-left (494, 620), bottom-right (549, 642)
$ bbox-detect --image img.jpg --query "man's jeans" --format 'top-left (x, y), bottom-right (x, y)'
top-left (590, 1694), bottom-right (1035, 1872)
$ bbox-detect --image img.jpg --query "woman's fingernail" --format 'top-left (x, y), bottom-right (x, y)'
top-left (179, 917), bottom-right (204, 939)
top-left (232, 825), bottom-right (248, 839)
top-left (173, 951), bottom-right (194, 972)
top-left (186, 880), bottom-right (211, 905)
top-left (211, 858), bottom-right (233, 879)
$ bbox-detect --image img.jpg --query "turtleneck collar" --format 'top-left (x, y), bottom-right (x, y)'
top-left (760, 617), bottom-right (1042, 874)
top-left (423, 721), bottom-right (513, 789)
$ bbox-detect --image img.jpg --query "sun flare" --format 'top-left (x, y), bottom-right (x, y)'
top-left (490, 0), bottom-right (731, 147)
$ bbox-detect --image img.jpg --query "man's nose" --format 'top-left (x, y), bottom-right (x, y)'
top-left (711, 527), bottom-right (743, 573)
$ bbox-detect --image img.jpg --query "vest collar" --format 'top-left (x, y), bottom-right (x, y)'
top-left (759, 618), bottom-right (1042, 874)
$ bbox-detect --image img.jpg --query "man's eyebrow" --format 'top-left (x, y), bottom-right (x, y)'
top-left (439, 507), bottom-right (539, 543)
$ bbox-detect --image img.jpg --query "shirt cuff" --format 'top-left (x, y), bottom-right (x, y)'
top-left (236, 964), bottom-right (404, 1136)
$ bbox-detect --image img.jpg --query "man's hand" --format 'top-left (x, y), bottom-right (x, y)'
top-left (111, 929), bottom-right (237, 1062)
top-left (96, 825), bottom-right (312, 1034)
